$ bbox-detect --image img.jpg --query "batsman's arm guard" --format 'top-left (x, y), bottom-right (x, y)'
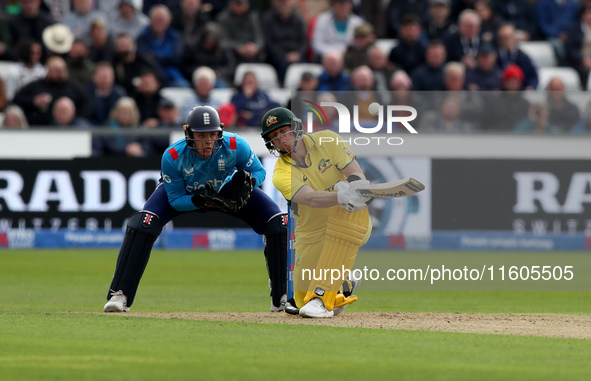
top-left (106, 211), bottom-right (163, 307)
top-left (264, 213), bottom-right (288, 309)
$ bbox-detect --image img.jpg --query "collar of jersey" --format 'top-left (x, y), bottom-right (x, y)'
top-left (280, 134), bottom-right (316, 168)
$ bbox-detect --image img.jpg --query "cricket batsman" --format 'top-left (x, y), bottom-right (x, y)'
top-left (260, 107), bottom-right (372, 318)
top-left (104, 105), bottom-right (288, 313)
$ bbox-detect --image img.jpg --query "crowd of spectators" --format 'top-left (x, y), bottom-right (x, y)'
top-left (0, 0), bottom-right (591, 156)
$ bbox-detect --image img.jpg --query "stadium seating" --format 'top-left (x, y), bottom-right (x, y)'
top-left (374, 39), bottom-right (399, 55)
top-left (518, 41), bottom-right (558, 69)
top-left (234, 63), bottom-right (279, 89)
top-left (267, 88), bottom-right (292, 107)
top-left (210, 88), bottom-right (235, 104)
top-left (537, 67), bottom-right (581, 91)
top-left (283, 63), bottom-right (323, 90)
top-left (0, 61), bottom-right (21, 101)
top-left (160, 87), bottom-right (194, 110)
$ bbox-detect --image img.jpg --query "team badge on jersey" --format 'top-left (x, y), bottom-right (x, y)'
top-left (218, 155), bottom-right (225, 171)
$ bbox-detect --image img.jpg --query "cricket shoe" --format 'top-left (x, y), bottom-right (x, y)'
top-left (270, 294), bottom-right (287, 312)
top-left (104, 290), bottom-right (130, 312)
top-left (333, 276), bottom-right (362, 316)
top-left (299, 297), bottom-right (334, 318)
top-left (284, 298), bottom-right (300, 316)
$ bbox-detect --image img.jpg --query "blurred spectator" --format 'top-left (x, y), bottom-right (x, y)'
top-left (309, 91), bottom-right (340, 131)
top-left (109, 0), bottom-right (150, 40)
top-left (88, 18), bottom-right (115, 63)
top-left (546, 77), bottom-right (580, 132)
top-left (180, 66), bottom-right (222, 118)
top-left (367, 45), bottom-right (397, 93)
top-left (171, 0), bottom-right (210, 43)
top-left (389, 14), bottom-right (425, 74)
top-left (51, 96), bottom-right (92, 127)
top-left (66, 38), bottom-right (96, 86)
top-left (43, 0), bottom-right (71, 23)
top-left (9, 0), bottom-right (54, 49)
top-left (571, 101), bottom-right (591, 133)
top-left (0, 77), bottom-right (6, 111)
top-left (15, 38), bottom-right (46, 90)
top-left (88, 62), bottom-right (127, 125)
top-left (344, 22), bottom-right (375, 71)
top-left (492, 0), bottom-right (537, 41)
top-left (133, 70), bottom-right (163, 124)
top-left (42, 23), bottom-right (74, 55)
top-left (565, 3), bottom-right (591, 89)
top-left (358, 0), bottom-right (386, 38)
top-left (484, 64), bottom-right (529, 130)
top-left (536, 0), bottom-right (580, 65)
top-left (317, 51), bottom-right (352, 92)
top-left (514, 101), bottom-right (562, 134)
top-left (474, 0), bottom-right (502, 43)
top-left (181, 22), bottom-right (234, 86)
top-left (137, 5), bottom-right (189, 88)
top-left (142, 0), bottom-right (182, 16)
top-left (390, 70), bottom-right (413, 92)
top-left (62, 0), bottom-right (106, 39)
top-left (443, 61), bottom-right (485, 127)
top-left (92, 97), bottom-right (147, 157)
top-left (311, 0), bottom-right (363, 59)
top-left (419, 93), bottom-right (474, 133)
top-left (411, 40), bottom-right (446, 91)
top-left (230, 71), bottom-right (278, 128)
top-left (465, 42), bottom-right (502, 91)
top-left (444, 9), bottom-right (481, 70)
top-left (262, 0), bottom-right (307, 85)
top-left (343, 65), bottom-right (383, 127)
top-left (422, 0), bottom-right (455, 42)
top-left (142, 97), bottom-right (178, 155)
top-left (496, 23), bottom-right (538, 90)
top-left (0, 11), bottom-right (12, 60)
top-left (386, 0), bottom-right (428, 38)
top-left (443, 61), bottom-right (466, 91)
top-left (217, 0), bottom-right (265, 64)
top-left (13, 56), bottom-right (92, 126)
top-left (112, 34), bottom-right (162, 95)
top-left (1, 105), bottom-right (29, 129)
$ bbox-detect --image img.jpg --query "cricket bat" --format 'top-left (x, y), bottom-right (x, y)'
top-left (355, 178), bottom-right (425, 198)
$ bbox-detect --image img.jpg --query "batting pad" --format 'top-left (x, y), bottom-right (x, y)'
top-left (303, 207), bottom-right (370, 311)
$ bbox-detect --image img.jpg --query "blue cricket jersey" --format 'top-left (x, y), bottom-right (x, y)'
top-left (161, 132), bottom-right (266, 211)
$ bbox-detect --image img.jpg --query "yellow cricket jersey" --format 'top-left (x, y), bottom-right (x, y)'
top-left (272, 130), bottom-right (356, 244)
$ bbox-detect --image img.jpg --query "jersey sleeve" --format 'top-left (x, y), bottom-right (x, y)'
top-left (324, 130), bottom-right (356, 170)
top-left (161, 149), bottom-right (197, 211)
top-left (234, 134), bottom-right (266, 187)
top-left (272, 161), bottom-right (305, 202)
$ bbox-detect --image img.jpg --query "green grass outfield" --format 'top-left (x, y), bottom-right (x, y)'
top-left (0, 249), bottom-right (590, 380)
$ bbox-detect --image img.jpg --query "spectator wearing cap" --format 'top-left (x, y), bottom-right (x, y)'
top-left (386, 0), bottom-right (428, 39)
top-left (87, 61), bottom-right (126, 126)
top-left (109, 0), bottom-right (149, 40)
top-left (137, 5), bottom-right (190, 88)
top-left (9, 0), bottom-right (54, 50)
top-left (13, 56), bottom-right (93, 126)
top-left (422, 0), bottom-right (456, 42)
top-left (262, 0), bottom-right (307, 86)
top-left (88, 18), bottom-right (115, 63)
top-left (42, 23), bottom-right (74, 56)
top-left (411, 40), bottom-right (446, 91)
top-left (171, 0), bottom-right (211, 44)
top-left (546, 76), bottom-right (580, 132)
top-left (311, 0), bottom-right (363, 59)
top-left (492, 0), bottom-right (537, 41)
top-left (62, 0), bottom-right (106, 40)
top-left (495, 22), bottom-right (538, 90)
top-left (181, 22), bottom-right (234, 87)
top-left (465, 42), bottom-right (502, 91)
top-left (112, 34), bottom-right (162, 95)
top-left (180, 66), bottom-right (222, 118)
top-left (484, 64), bottom-right (529, 130)
top-left (444, 9), bottom-right (481, 70)
top-left (66, 38), bottom-right (96, 85)
top-left (389, 14), bottom-right (425, 74)
top-left (142, 96), bottom-right (179, 155)
top-left (317, 50), bottom-right (352, 92)
top-left (217, 0), bottom-right (265, 64)
top-left (344, 22), bottom-right (375, 71)
top-left (50, 96), bottom-right (92, 128)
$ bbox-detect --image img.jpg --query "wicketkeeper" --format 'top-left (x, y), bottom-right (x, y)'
top-left (260, 107), bottom-right (372, 318)
top-left (104, 105), bottom-right (288, 313)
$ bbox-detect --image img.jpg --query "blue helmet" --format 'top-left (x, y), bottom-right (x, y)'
top-left (183, 105), bottom-right (224, 154)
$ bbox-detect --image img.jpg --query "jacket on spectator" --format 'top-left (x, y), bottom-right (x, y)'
top-left (136, 26), bottom-right (185, 86)
top-left (536, 0), bottom-right (580, 38)
top-left (496, 49), bottom-right (539, 89)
